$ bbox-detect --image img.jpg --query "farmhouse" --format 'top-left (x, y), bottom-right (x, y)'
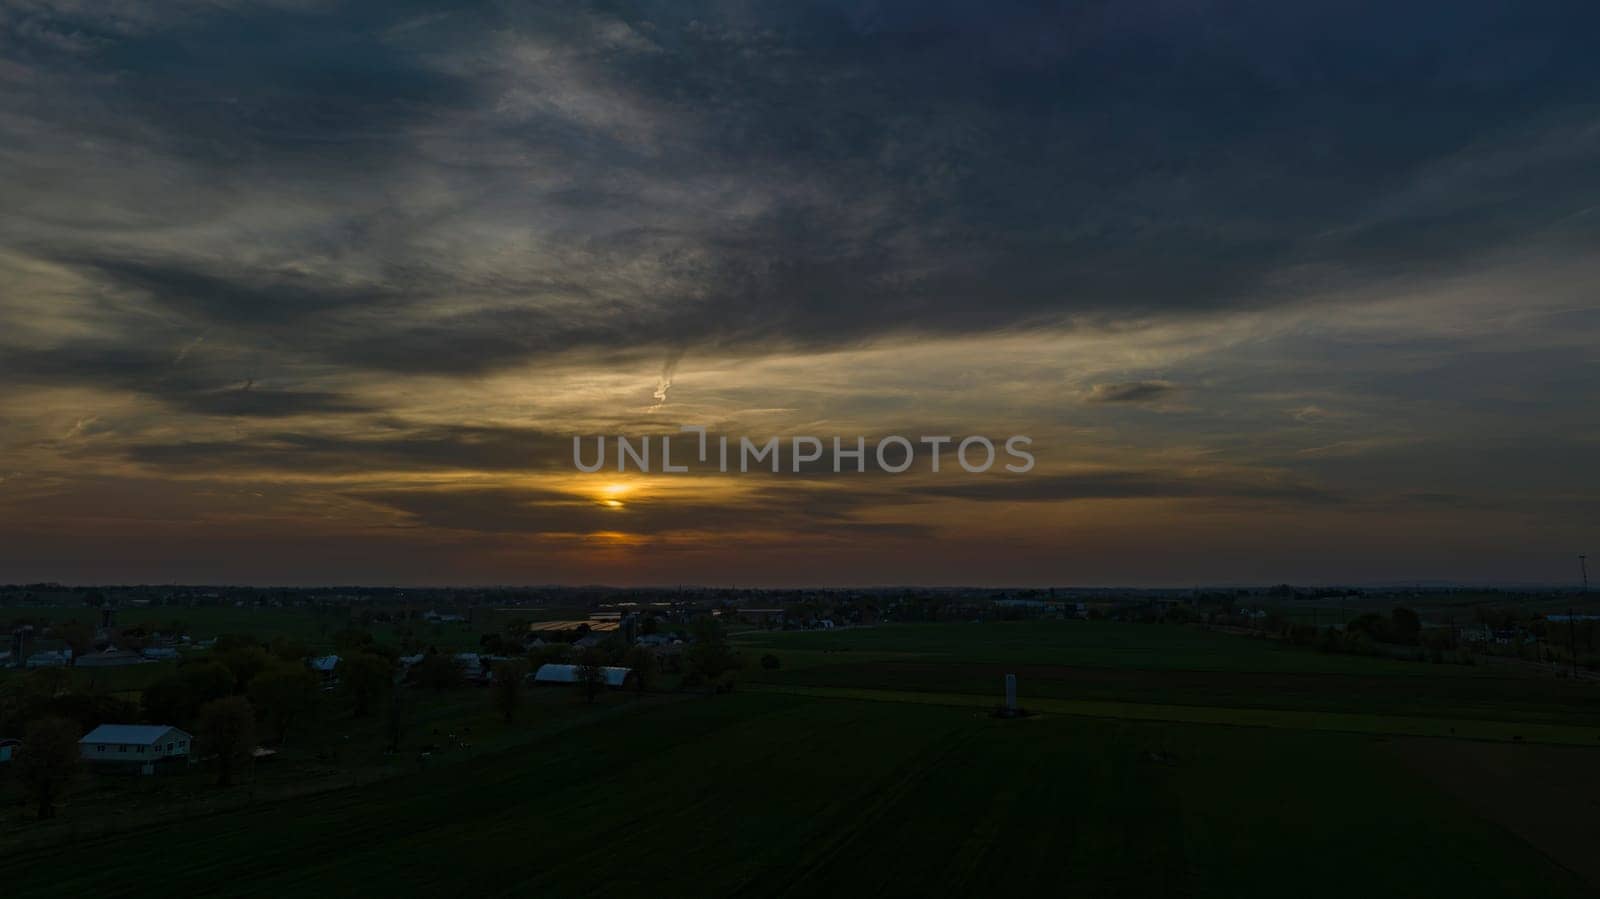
top-left (80, 724), bottom-right (193, 774)
top-left (532, 663), bottom-right (635, 689)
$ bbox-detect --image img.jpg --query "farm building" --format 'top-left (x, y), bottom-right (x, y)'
top-left (26, 649), bottom-right (70, 668)
top-left (308, 654), bottom-right (340, 686)
top-left (80, 724), bottom-right (193, 774)
top-left (76, 648), bottom-right (151, 668)
top-left (528, 619), bottom-right (621, 633)
top-left (532, 664), bottom-right (635, 688)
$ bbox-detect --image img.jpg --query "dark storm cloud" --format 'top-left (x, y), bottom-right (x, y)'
top-left (6, 0), bottom-right (1600, 383)
top-left (0, 340), bottom-right (373, 418)
top-left (1085, 381), bottom-right (1179, 404)
top-left (57, 256), bottom-right (407, 327)
top-left (125, 424), bottom-right (574, 473)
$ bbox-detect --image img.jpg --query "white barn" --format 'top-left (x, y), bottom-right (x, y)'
top-left (80, 724), bottom-right (193, 773)
top-left (532, 664), bottom-right (634, 688)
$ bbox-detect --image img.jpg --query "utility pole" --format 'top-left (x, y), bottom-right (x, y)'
top-left (1581, 554), bottom-right (1589, 594)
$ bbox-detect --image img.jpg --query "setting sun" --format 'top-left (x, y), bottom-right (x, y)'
top-left (598, 482), bottom-right (632, 509)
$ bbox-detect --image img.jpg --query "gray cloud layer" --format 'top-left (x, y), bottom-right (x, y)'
top-left (2, 0), bottom-right (1598, 584)
top-left (6, 0), bottom-right (1600, 381)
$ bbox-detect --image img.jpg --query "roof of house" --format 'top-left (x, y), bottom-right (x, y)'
top-left (75, 649), bottom-right (151, 665)
top-left (80, 724), bottom-right (189, 745)
top-left (533, 664), bottom-right (633, 687)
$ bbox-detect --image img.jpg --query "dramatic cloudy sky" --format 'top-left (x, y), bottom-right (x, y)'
top-left (1, 0), bottom-right (1597, 586)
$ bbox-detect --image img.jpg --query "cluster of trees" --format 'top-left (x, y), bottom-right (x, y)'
top-left (1, 669), bottom-right (138, 739)
top-left (141, 634), bottom-right (323, 741)
top-left (1279, 609), bottom-right (1475, 665)
top-left (682, 617), bottom-right (740, 692)
top-left (1346, 608), bottom-right (1422, 645)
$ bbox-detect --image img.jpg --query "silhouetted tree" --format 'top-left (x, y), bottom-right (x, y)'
top-left (54, 620), bottom-right (93, 663)
top-left (19, 716), bottom-right (80, 819)
top-left (268, 636), bottom-right (311, 662)
top-left (491, 660), bottom-right (529, 723)
top-left (623, 645), bottom-right (656, 696)
top-left (180, 661), bottom-right (237, 706)
top-left (248, 664), bottom-right (320, 744)
top-left (338, 653), bottom-right (393, 717)
top-left (574, 647), bottom-right (606, 704)
top-left (686, 617), bottom-right (739, 690)
top-left (413, 652), bottom-right (463, 690)
top-left (215, 646), bottom-right (273, 693)
top-left (198, 696), bottom-right (255, 787)
top-left (141, 676), bottom-right (196, 726)
top-left (1390, 607), bottom-right (1422, 645)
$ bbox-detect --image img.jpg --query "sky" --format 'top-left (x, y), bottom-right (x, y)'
top-left (1, 0), bottom-right (1597, 587)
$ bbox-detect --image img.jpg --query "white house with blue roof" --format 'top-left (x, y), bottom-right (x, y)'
top-left (79, 724), bottom-right (193, 770)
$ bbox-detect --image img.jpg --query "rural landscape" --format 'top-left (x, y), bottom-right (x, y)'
top-left (2, 585), bottom-right (1597, 896)
top-left (3, 0), bottom-right (1599, 895)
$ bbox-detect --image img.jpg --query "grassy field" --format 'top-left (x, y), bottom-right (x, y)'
top-left (737, 622), bottom-right (1600, 727)
top-left (3, 692), bottom-right (1592, 898)
top-left (3, 620), bottom-right (1597, 896)
top-left (734, 621), bottom-right (1466, 673)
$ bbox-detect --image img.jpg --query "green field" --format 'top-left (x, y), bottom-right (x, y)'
top-left (739, 622), bottom-right (1600, 727)
top-left (3, 620), bottom-right (1597, 896)
top-left (4, 693), bottom-right (1593, 897)
top-left (736, 620), bottom-right (1462, 673)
